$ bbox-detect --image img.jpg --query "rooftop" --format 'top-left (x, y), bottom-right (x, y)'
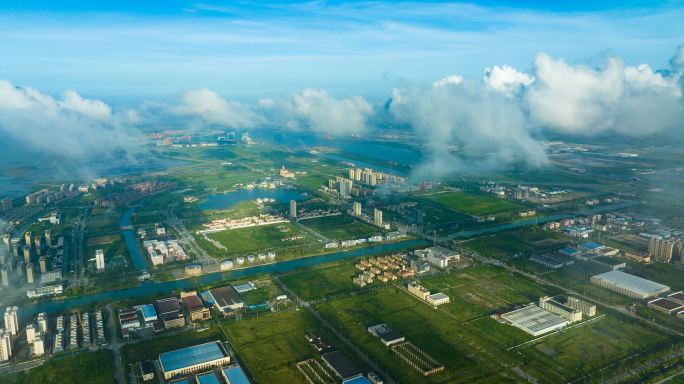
top-left (501, 305), bottom-right (569, 334)
top-left (427, 293), bottom-right (449, 301)
top-left (668, 292), bottom-right (684, 302)
top-left (580, 242), bottom-right (604, 249)
top-left (591, 256), bottom-right (624, 266)
top-left (181, 293), bottom-right (205, 312)
top-left (155, 298), bottom-right (181, 315)
top-left (210, 286), bottom-right (244, 309)
top-left (159, 342), bottom-right (228, 373)
top-left (368, 324), bottom-right (404, 343)
top-left (343, 377), bottom-right (372, 384)
top-left (322, 351), bottom-right (362, 380)
top-left (196, 372), bottom-right (221, 384)
top-left (543, 298), bottom-right (578, 314)
top-left (141, 304), bottom-right (157, 319)
top-left (223, 365), bottom-right (250, 384)
top-left (140, 361), bottom-right (154, 376)
top-left (649, 298), bottom-right (684, 311)
top-left (592, 270), bottom-right (670, 297)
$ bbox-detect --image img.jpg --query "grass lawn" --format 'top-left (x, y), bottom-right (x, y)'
top-left (130, 214), bottom-right (165, 226)
top-left (424, 192), bottom-right (524, 216)
top-left (299, 215), bottom-right (380, 240)
top-left (515, 314), bottom-right (678, 383)
top-left (206, 222), bottom-right (313, 255)
top-left (625, 262), bottom-right (684, 292)
top-left (0, 350), bottom-right (116, 384)
top-left (279, 263), bottom-right (364, 301)
top-left (461, 228), bottom-right (571, 259)
top-left (87, 207), bottom-right (124, 231)
top-left (546, 271), bottom-right (639, 307)
top-left (121, 327), bottom-right (226, 364)
top-left (314, 287), bottom-right (542, 384)
top-left (85, 235), bottom-right (129, 269)
top-left (222, 309), bottom-right (371, 384)
top-left (240, 278), bottom-right (284, 306)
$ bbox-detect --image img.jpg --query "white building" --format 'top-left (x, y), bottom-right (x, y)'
top-left (0, 329), bottom-right (11, 362)
top-left (500, 305), bottom-right (569, 336)
top-left (37, 312), bottom-right (47, 333)
top-left (426, 293), bottom-right (450, 306)
top-left (155, 223), bottom-right (165, 236)
top-left (220, 260), bottom-right (234, 270)
top-left (290, 200), bottom-right (297, 218)
top-left (96, 249), bottom-right (105, 270)
top-left (374, 209), bottom-right (382, 227)
top-left (26, 323), bottom-right (36, 343)
top-left (4, 307), bottom-right (18, 335)
top-left (27, 285), bottom-right (63, 298)
top-left (33, 332), bottom-right (45, 356)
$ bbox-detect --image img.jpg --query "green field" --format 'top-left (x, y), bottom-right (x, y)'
top-left (205, 222), bottom-right (313, 255)
top-left (424, 192), bottom-right (525, 216)
top-left (461, 229), bottom-right (571, 259)
top-left (279, 263), bottom-right (364, 301)
top-left (625, 262), bottom-right (684, 292)
top-left (240, 278), bottom-right (285, 305)
top-left (546, 271), bottom-right (639, 306)
top-left (0, 350), bottom-right (116, 384)
top-left (421, 266), bottom-right (563, 321)
top-left (86, 235), bottom-right (129, 267)
top-left (87, 207), bottom-right (124, 231)
top-left (121, 327), bottom-right (226, 365)
top-left (314, 287), bottom-right (540, 384)
top-left (222, 309), bottom-right (372, 384)
top-left (299, 215), bottom-right (380, 240)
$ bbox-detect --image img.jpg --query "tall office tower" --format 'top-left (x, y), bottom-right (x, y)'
top-left (26, 323), bottom-right (36, 343)
top-left (353, 202), bottom-right (362, 217)
top-left (34, 237), bottom-right (42, 256)
top-left (412, 209), bottom-right (424, 224)
top-left (290, 200), bottom-right (297, 218)
top-left (44, 230), bottom-right (51, 247)
top-left (24, 232), bottom-right (32, 247)
top-left (349, 169), bottom-right (355, 179)
top-left (0, 329), bottom-right (11, 362)
top-left (354, 168), bottom-right (362, 181)
top-left (1, 265), bottom-right (8, 287)
top-left (0, 198), bottom-right (11, 213)
top-left (374, 209), bottom-right (383, 227)
top-left (4, 307), bottom-right (18, 335)
top-left (369, 174), bottom-right (377, 186)
top-left (23, 245), bottom-right (30, 264)
top-left (95, 250), bottom-right (105, 270)
top-left (39, 257), bottom-right (46, 273)
top-left (26, 264), bottom-right (34, 284)
top-left (37, 313), bottom-right (47, 333)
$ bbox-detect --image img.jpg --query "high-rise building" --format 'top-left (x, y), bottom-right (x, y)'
top-left (349, 169), bottom-right (355, 179)
top-left (1, 234), bottom-right (10, 251)
top-left (26, 323), bottom-right (36, 344)
top-left (23, 245), bottom-right (31, 264)
top-left (37, 313), bottom-right (47, 333)
top-left (0, 329), bottom-right (11, 362)
top-left (0, 198), bottom-right (12, 213)
top-left (353, 202), bottom-right (362, 217)
top-left (96, 250), bottom-right (105, 270)
top-left (1, 265), bottom-right (8, 287)
top-left (44, 230), bottom-right (51, 247)
top-left (290, 200), bottom-right (297, 218)
top-left (339, 180), bottom-right (350, 198)
top-left (374, 209), bottom-right (383, 227)
top-left (33, 332), bottom-right (45, 356)
top-left (648, 238), bottom-right (678, 262)
top-left (39, 257), bottom-right (46, 273)
top-left (34, 236), bottom-right (42, 256)
top-left (354, 168), bottom-right (362, 181)
top-left (4, 307), bottom-right (18, 335)
top-left (412, 209), bottom-right (424, 224)
top-left (24, 232), bottom-right (32, 246)
top-left (369, 174), bottom-right (377, 186)
top-left (26, 264), bottom-right (34, 284)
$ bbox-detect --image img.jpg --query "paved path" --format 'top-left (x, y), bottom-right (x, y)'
top-left (275, 276), bottom-right (397, 384)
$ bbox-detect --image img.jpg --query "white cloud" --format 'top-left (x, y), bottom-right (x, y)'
top-left (173, 88), bottom-right (264, 128)
top-left (263, 88), bottom-right (372, 134)
top-left (59, 89), bottom-right (113, 121)
top-left (671, 44), bottom-right (684, 69)
top-left (482, 65), bottom-right (534, 95)
top-left (433, 75), bottom-right (463, 88)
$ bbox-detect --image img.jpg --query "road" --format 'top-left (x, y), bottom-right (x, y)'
top-left (601, 346), bottom-right (684, 384)
top-left (105, 306), bottom-right (125, 384)
top-left (275, 276), bottom-right (397, 384)
top-left (292, 219), bottom-right (329, 242)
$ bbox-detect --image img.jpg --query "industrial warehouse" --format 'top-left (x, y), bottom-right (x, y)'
top-left (368, 324), bottom-right (405, 346)
top-left (497, 304), bottom-right (570, 336)
top-left (321, 351), bottom-right (366, 383)
top-left (590, 270), bottom-right (670, 299)
top-left (158, 341), bottom-right (231, 379)
top-left (647, 298), bottom-right (684, 315)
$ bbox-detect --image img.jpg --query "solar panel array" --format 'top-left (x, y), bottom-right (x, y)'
top-left (159, 342), bottom-right (226, 372)
top-left (223, 366), bottom-right (250, 384)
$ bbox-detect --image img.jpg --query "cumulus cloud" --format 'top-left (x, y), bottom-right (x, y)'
top-left (671, 44), bottom-right (684, 70)
top-left (173, 88), bottom-right (264, 128)
top-left (525, 52), bottom-right (683, 134)
top-left (0, 79), bottom-right (141, 159)
top-left (260, 88), bottom-right (372, 134)
top-left (483, 65), bottom-right (534, 95)
top-left (433, 75), bottom-right (463, 88)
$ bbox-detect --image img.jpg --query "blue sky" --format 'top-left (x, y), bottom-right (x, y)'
top-left (1, 0), bottom-right (682, 106)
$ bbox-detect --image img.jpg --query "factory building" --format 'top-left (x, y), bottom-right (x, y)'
top-left (205, 286), bottom-right (244, 315)
top-left (590, 256), bottom-right (626, 270)
top-left (590, 270), bottom-right (670, 299)
top-left (222, 365), bottom-right (251, 384)
top-left (196, 372), bottom-right (221, 384)
top-left (648, 298), bottom-right (684, 315)
top-left (180, 291), bottom-right (211, 321)
top-left (562, 261), bottom-right (611, 280)
top-left (530, 253), bottom-right (574, 269)
top-left (322, 351), bottom-right (364, 382)
top-left (155, 298), bottom-right (185, 329)
top-left (413, 247), bottom-right (459, 268)
top-left (118, 307), bottom-right (141, 330)
top-left (578, 242), bottom-right (606, 253)
top-left (158, 341), bottom-right (230, 380)
top-left (499, 305), bottom-right (569, 336)
top-left (539, 297), bottom-right (582, 322)
top-left (566, 297), bottom-right (596, 317)
top-left (426, 293), bottom-right (450, 306)
top-left (368, 324), bottom-right (405, 346)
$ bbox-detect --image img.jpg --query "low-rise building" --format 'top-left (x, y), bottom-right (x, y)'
top-left (648, 298), bottom-right (684, 315)
top-left (407, 283), bottom-right (430, 300)
top-left (565, 296), bottom-right (596, 317)
top-left (426, 293), bottom-right (450, 306)
top-left (530, 253), bottom-right (574, 269)
top-left (590, 256), bottom-right (625, 270)
top-left (590, 270), bottom-right (670, 299)
top-left (499, 305), bottom-right (569, 336)
top-left (158, 341), bottom-right (230, 380)
top-left (140, 361), bottom-right (155, 381)
top-left (368, 324), bottom-right (405, 346)
top-left (180, 292), bottom-right (211, 321)
top-left (539, 297), bottom-right (582, 322)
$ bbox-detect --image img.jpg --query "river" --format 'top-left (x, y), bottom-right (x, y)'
top-left (16, 238), bottom-right (425, 317)
top-left (199, 188), bottom-right (307, 211)
top-left (120, 206), bottom-right (149, 270)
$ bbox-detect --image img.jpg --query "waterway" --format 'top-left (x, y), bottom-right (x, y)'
top-left (120, 207), bottom-right (148, 271)
top-left (198, 187), bottom-right (307, 210)
top-left (441, 202), bottom-right (639, 240)
top-left (16, 239), bottom-right (425, 317)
